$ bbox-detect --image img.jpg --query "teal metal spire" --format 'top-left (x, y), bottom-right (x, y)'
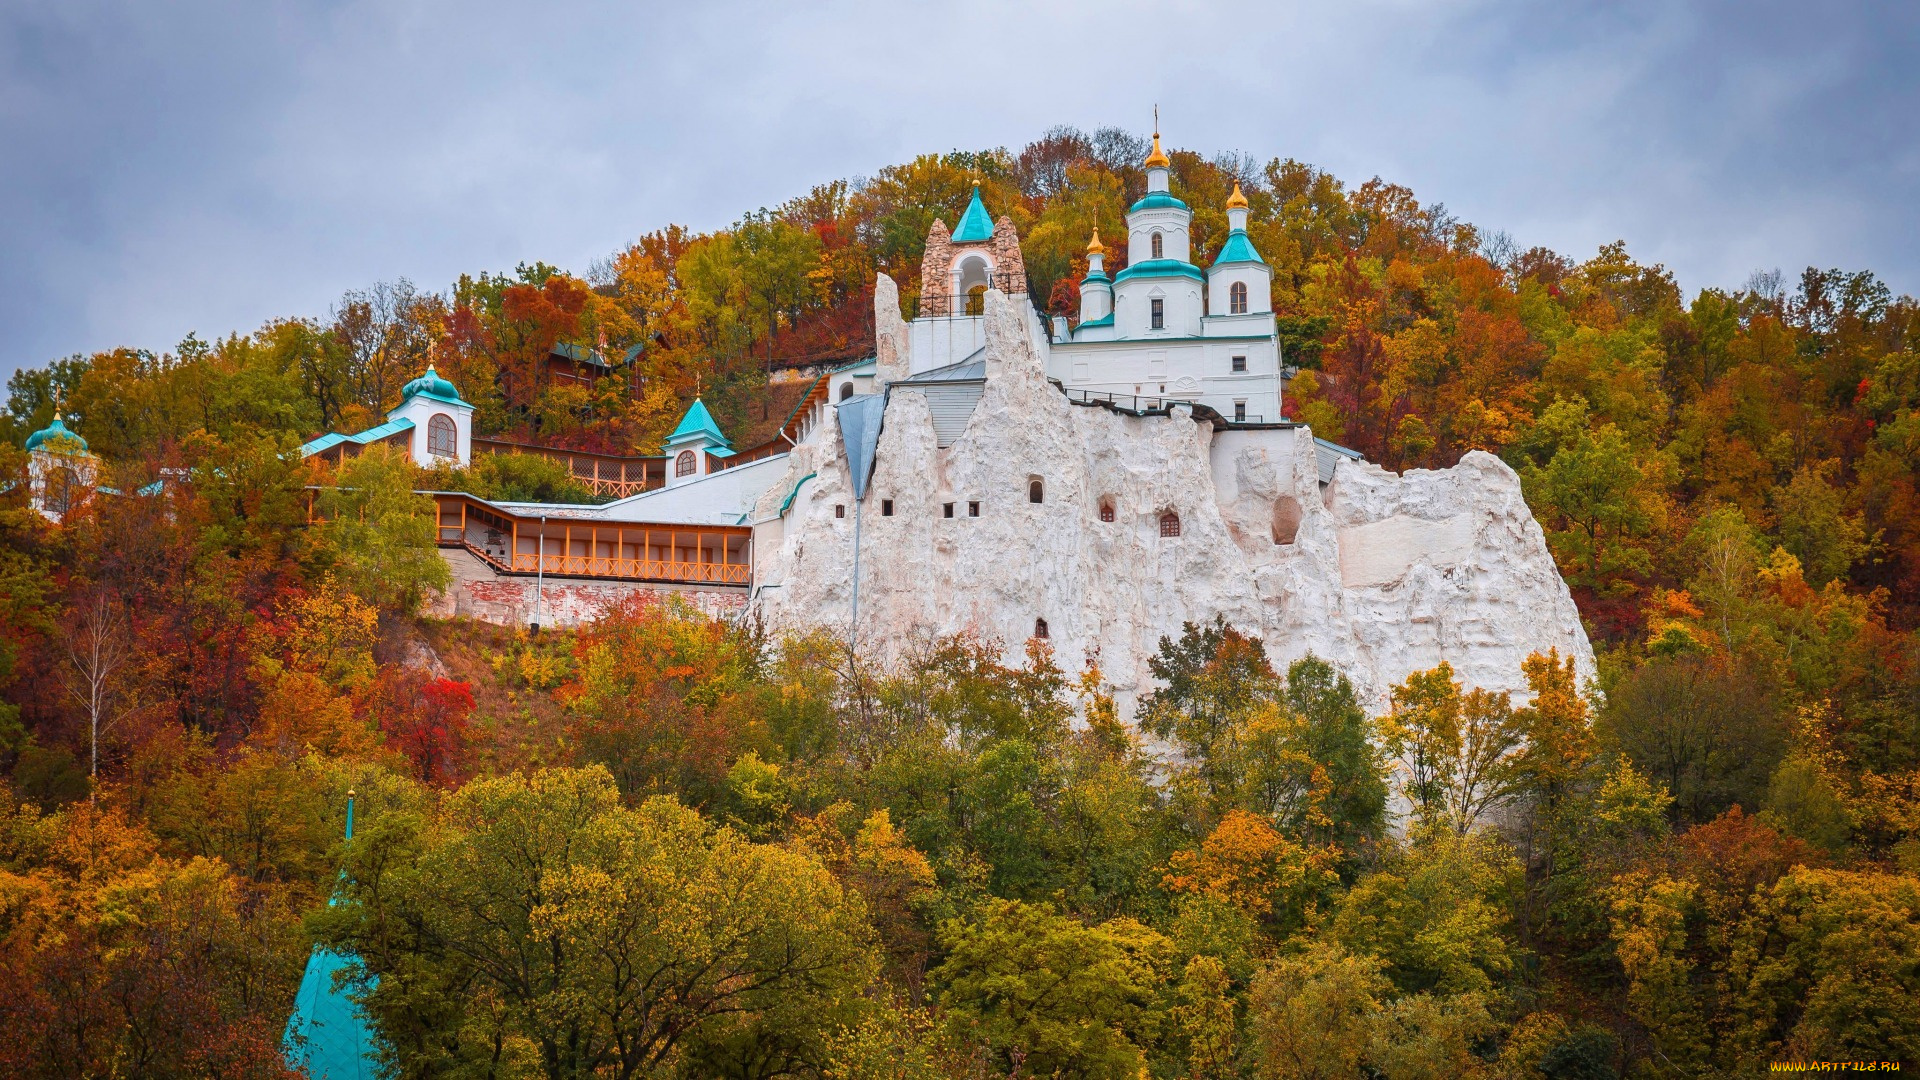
top-left (284, 791), bottom-right (381, 1080)
top-left (951, 185), bottom-right (995, 243)
top-left (663, 397), bottom-right (732, 450)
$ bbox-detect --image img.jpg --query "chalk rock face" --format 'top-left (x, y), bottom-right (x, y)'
top-left (754, 289), bottom-right (1593, 714)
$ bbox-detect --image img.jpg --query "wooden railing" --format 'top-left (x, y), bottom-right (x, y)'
top-left (471, 438), bottom-right (665, 499)
top-left (472, 548), bottom-right (751, 585)
top-left (433, 493), bottom-right (751, 587)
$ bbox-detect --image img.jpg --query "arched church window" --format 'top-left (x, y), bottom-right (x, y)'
top-left (1099, 500), bottom-right (1115, 523)
top-left (1151, 231), bottom-right (1163, 260)
top-left (1230, 281), bottom-right (1248, 315)
top-left (1159, 511), bottom-right (1181, 537)
top-left (1029, 478), bottom-right (1043, 504)
top-left (1034, 618), bottom-right (1049, 639)
top-left (840, 382), bottom-right (855, 401)
top-left (428, 413), bottom-right (458, 459)
top-left (675, 450), bottom-right (697, 477)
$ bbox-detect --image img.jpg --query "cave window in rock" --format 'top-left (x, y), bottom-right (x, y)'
top-left (1159, 511), bottom-right (1181, 537)
top-left (427, 413), bottom-right (457, 459)
top-left (1150, 230), bottom-right (1163, 259)
top-left (1099, 499), bottom-right (1115, 523)
top-left (1028, 478), bottom-right (1043, 504)
top-left (881, 499), bottom-right (894, 516)
top-left (1272, 495), bottom-right (1302, 545)
top-left (839, 382), bottom-right (855, 401)
top-left (835, 504), bottom-right (845, 519)
top-left (968, 501), bottom-right (980, 517)
top-left (1034, 618), bottom-right (1049, 639)
top-left (1229, 281), bottom-right (1248, 315)
top-left (944, 502), bottom-right (955, 518)
top-left (675, 449), bottom-right (697, 477)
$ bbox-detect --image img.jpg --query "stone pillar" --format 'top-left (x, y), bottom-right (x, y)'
top-left (991, 216), bottom-right (1027, 293)
top-left (874, 273), bottom-right (911, 389)
top-left (918, 220), bottom-right (953, 315)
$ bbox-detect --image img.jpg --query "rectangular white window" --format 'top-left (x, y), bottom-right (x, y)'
top-left (1231, 355), bottom-right (1247, 373)
top-left (1150, 298), bottom-right (1164, 329)
top-left (1234, 400), bottom-right (1247, 422)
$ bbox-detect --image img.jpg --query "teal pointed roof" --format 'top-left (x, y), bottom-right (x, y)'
top-left (1213, 229), bottom-right (1266, 268)
top-left (25, 415), bottom-right (86, 454)
top-left (284, 796), bottom-right (381, 1080)
top-left (952, 186), bottom-right (995, 243)
top-left (663, 398), bottom-right (731, 450)
top-left (399, 365), bottom-right (470, 409)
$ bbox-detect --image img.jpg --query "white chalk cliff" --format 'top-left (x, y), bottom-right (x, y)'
top-left (752, 285), bottom-right (1594, 714)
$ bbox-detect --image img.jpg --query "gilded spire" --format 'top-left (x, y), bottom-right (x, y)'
top-left (1086, 228), bottom-right (1105, 255)
top-left (1145, 106), bottom-right (1169, 169)
top-left (1225, 182), bottom-right (1248, 210)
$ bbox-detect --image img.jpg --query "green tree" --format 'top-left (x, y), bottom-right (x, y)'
top-left (933, 898), bottom-right (1169, 1079)
top-left (321, 766), bottom-right (880, 1080)
top-left (312, 445), bottom-right (450, 614)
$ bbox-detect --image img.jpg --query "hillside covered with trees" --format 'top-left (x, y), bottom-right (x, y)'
top-left (1, 126), bottom-right (1917, 1077)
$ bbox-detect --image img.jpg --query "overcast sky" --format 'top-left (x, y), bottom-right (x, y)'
top-left (2, 0), bottom-right (1915, 379)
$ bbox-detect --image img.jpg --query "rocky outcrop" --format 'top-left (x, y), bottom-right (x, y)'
top-left (753, 286), bottom-right (1593, 715)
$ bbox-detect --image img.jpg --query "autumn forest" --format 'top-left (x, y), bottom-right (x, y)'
top-left (2, 126), bottom-right (1917, 1077)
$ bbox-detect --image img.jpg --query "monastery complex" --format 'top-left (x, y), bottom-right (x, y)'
top-left (25, 131), bottom-right (1594, 711)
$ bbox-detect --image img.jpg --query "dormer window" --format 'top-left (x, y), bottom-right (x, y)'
top-left (1230, 281), bottom-right (1248, 315)
top-left (1150, 299), bottom-right (1164, 330)
top-left (1151, 231), bottom-right (1163, 260)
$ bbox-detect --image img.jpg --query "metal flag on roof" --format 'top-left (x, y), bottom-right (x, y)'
top-left (837, 394), bottom-right (886, 500)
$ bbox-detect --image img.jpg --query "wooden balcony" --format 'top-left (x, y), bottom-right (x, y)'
top-left (433, 493), bottom-right (750, 588)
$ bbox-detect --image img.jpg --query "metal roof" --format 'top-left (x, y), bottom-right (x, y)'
top-left (299, 417), bottom-right (415, 458)
top-left (899, 349), bottom-right (986, 383)
top-left (951, 186), bottom-right (995, 243)
top-left (1212, 229), bottom-right (1266, 268)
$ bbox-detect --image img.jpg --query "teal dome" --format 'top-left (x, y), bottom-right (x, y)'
top-left (399, 366), bottom-right (468, 407)
top-left (25, 416), bottom-right (85, 454)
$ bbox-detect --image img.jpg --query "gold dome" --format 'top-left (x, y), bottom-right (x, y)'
top-left (1144, 131), bottom-right (1169, 169)
top-left (1225, 182), bottom-right (1248, 210)
top-left (1086, 228), bottom-right (1105, 255)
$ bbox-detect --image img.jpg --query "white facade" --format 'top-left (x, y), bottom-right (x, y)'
top-left (898, 136), bottom-right (1286, 424)
top-left (388, 390), bottom-right (473, 468)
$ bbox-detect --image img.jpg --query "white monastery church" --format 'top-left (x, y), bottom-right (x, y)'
top-left (27, 129), bottom-right (1593, 712)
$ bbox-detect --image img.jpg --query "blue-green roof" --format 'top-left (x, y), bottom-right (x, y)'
top-left (300, 417), bottom-right (415, 458)
top-left (664, 398), bottom-right (731, 450)
top-left (778, 472), bottom-right (817, 517)
top-left (25, 416), bottom-right (86, 454)
top-left (1075, 313), bottom-right (1115, 330)
top-left (1082, 269), bottom-right (1110, 286)
top-left (400, 366), bottom-right (471, 409)
top-left (1129, 191), bottom-right (1189, 213)
top-left (1113, 259), bottom-right (1206, 283)
top-left (952, 186), bottom-right (995, 243)
top-left (1213, 229), bottom-right (1267, 268)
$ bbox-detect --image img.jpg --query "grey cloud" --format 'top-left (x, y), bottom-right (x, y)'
top-left (2, 0), bottom-right (1915, 378)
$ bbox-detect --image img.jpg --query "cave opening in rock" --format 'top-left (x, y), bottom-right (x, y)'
top-left (1273, 495), bottom-right (1302, 544)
